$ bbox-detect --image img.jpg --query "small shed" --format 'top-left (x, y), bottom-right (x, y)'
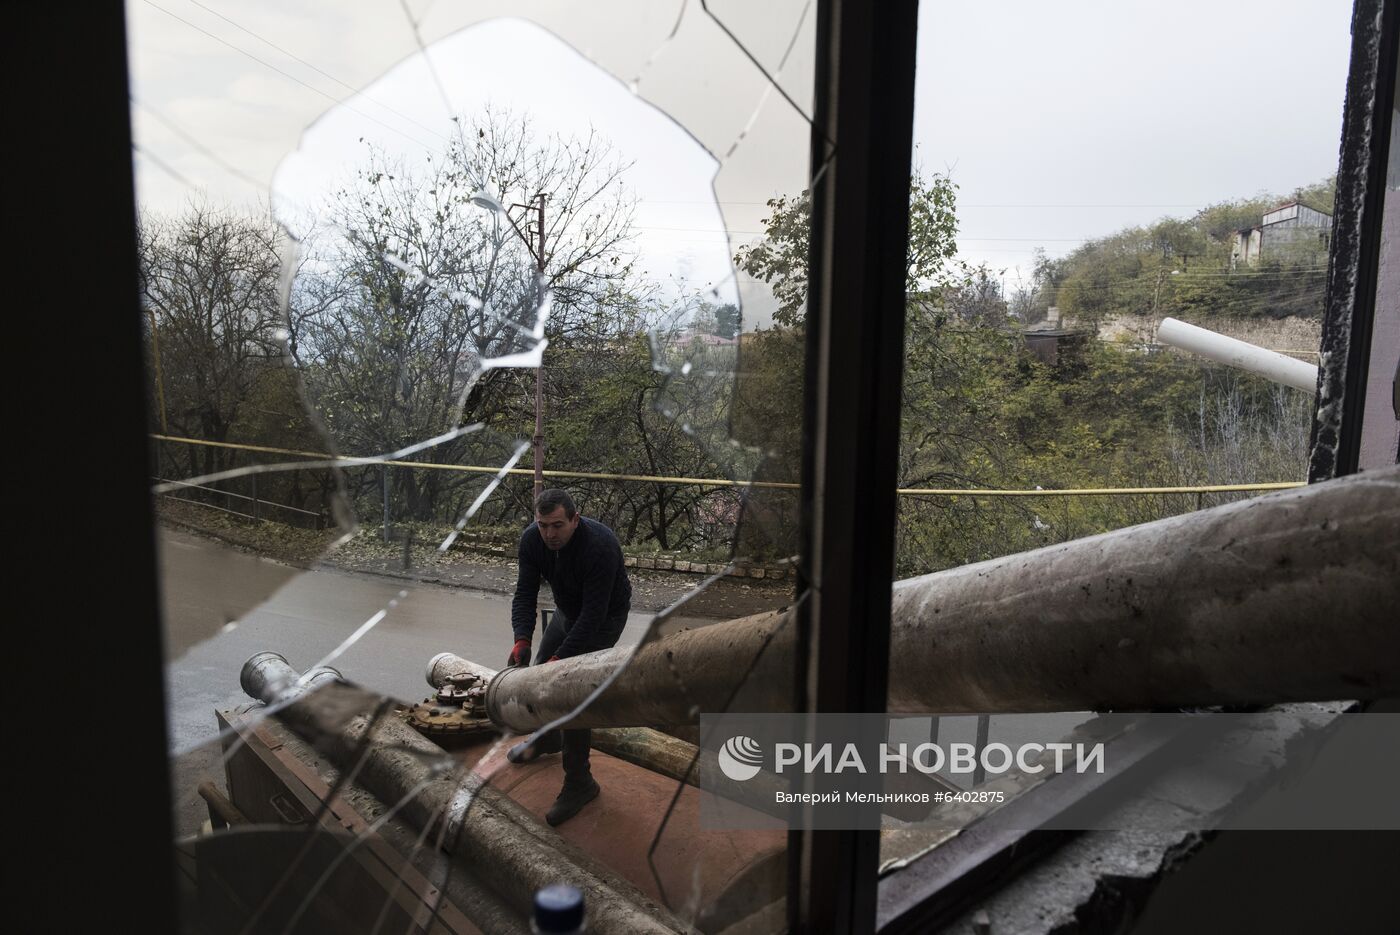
top-left (1023, 326), bottom-right (1092, 368)
top-left (1232, 201), bottom-right (1332, 267)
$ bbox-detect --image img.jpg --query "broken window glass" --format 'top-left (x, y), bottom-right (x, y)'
top-left (132, 0), bottom-right (817, 929)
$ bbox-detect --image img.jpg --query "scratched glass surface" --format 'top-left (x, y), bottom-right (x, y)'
top-left (132, 0), bottom-right (815, 930)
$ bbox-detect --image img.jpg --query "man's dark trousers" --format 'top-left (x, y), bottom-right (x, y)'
top-left (533, 608), bottom-right (628, 781)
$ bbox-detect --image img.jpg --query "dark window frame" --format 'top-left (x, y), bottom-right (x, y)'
top-left (1309, 0), bottom-right (1399, 480)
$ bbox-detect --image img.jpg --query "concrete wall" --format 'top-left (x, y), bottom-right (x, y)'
top-left (1231, 228), bottom-right (1262, 267)
top-left (1260, 224), bottom-right (1331, 265)
top-left (1099, 314), bottom-right (1321, 356)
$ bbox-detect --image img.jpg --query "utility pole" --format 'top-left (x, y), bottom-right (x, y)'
top-left (469, 186), bottom-right (550, 500)
top-left (147, 307), bottom-right (167, 481)
top-left (147, 308), bottom-right (167, 434)
top-left (1151, 267), bottom-right (1178, 343)
top-left (532, 192), bottom-right (546, 500)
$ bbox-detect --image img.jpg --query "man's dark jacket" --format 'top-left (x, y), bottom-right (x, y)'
top-left (510, 516), bottom-right (632, 658)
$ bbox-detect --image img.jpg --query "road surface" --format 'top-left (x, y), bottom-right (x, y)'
top-left (159, 528), bottom-right (695, 834)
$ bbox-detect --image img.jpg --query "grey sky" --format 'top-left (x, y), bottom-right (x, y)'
top-left (128, 0), bottom-right (1354, 328)
top-left (915, 1), bottom-right (1354, 293)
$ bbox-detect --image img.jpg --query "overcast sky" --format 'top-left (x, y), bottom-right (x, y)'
top-left (128, 0), bottom-right (1355, 328)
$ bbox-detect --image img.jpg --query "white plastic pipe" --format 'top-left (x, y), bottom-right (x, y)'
top-left (1157, 317), bottom-right (1319, 392)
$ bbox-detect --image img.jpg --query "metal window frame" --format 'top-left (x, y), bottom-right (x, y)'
top-left (13, 3), bottom-right (177, 930)
top-left (1309, 0), bottom-right (1399, 480)
top-left (792, 1), bottom-right (921, 931)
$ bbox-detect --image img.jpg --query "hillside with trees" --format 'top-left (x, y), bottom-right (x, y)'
top-left (1023, 177), bottom-right (1335, 329)
top-left (736, 173), bottom-right (1320, 574)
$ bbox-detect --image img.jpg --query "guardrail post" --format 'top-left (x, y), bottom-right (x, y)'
top-left (382, 465), bottom-right (391, 542)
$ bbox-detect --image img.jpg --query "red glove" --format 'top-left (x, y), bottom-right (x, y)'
top-left (546, 655), bottom-right (560, 663)
top-left (508, 638), bottom-right (532, 666)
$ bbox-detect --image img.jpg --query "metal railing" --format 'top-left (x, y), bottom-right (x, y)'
top-left (154, 476), bottom-right (325, 527)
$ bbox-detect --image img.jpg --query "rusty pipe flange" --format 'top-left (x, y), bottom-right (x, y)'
top-left (426, 651), bottom-right (497, 691)
top-left (406, 700), bottom-right (496, 742)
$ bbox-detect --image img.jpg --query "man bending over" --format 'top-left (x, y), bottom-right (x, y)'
top-left (506, 488), bottom-right (632, 826)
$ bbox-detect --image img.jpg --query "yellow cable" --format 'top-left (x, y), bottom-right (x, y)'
top-left (151, 435), bottom-right (1304, 497)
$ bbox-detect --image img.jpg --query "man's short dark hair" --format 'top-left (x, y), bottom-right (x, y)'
top-left (535, 488), bottom-right (577, 518)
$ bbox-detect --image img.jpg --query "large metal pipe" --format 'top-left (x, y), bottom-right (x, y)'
top-left (241, 655), bottom-right (686, 935)
top-left (241, 651), bottom-right (342, 701)
top-left (588, 727), bottom-right (707, 785)
top-left (486, 609), bottom-right (791, 732)
top-left (1157, 316), bottom-right (1319, 392)
top-left (252, 711), bottom-right (531, 935)
top-left (426, 653), bottom-right (950, 819)
top-left (887, 464), bottom-right (1399, 712)
top-left (485, 466), bottom-right (1400, 726)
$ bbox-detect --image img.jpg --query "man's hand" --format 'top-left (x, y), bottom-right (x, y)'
top-left (546, 655), bottom-right (560, 663)
top-left (508, 638), bottom-right (532, 667)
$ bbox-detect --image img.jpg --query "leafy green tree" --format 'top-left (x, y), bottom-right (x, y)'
top-left (732, 192), bottom-right (808, 327)
top-left (730, 169), bottom-right (975, 560)
top-left (735, 169), bottom-right (962, 327)
top-left (713, 303), bottom-right (741, 339)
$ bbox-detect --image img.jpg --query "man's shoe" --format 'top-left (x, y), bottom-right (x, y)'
top-left (545, 777), bottom-right (600, 826)
top-left (507, 731), bottom-right (563, 764)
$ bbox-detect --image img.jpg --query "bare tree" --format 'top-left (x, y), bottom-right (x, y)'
top-left (289, 108), bottom-right (641, 520)
top-left (1165, 373), bottom-right (1311, 504)
top-left (140, 202), bottom-right (285, 477)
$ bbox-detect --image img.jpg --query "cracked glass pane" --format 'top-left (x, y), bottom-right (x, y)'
top-left (132, 0), bottom-right (813, 929)
top-left (877, 0), bottom-right (1358, 879)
